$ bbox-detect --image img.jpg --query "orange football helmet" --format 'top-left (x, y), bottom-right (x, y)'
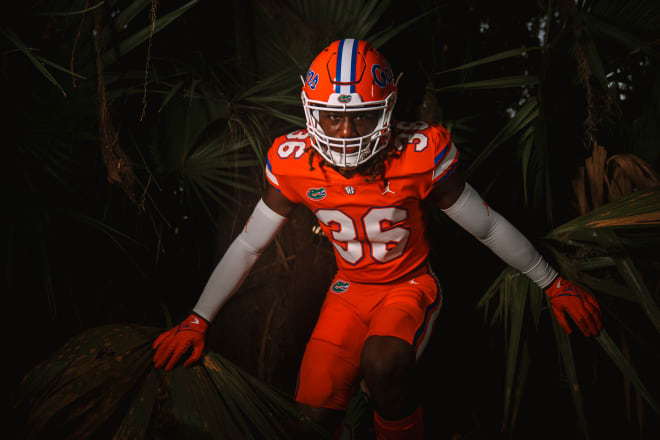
top-left (301, 39), bottom-right (398, 168)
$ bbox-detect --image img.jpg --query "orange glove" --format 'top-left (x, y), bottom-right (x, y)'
top-left (545, 276), bottom-right (602, 337)
top-left (153, 313), bottom-right (208, 371)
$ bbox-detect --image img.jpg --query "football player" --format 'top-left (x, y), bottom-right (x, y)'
top-left (153, 39), bottom-right (602, 439)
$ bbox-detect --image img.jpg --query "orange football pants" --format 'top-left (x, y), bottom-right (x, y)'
top-left (295, 263), bottom-right (442, 410)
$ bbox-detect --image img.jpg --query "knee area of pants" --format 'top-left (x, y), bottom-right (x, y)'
top-left (296, 365), bottom-right (342, 408)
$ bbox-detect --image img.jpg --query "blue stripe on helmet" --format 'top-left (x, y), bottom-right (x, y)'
top-left (350, 39), bottom-right (358, 93)
top-left (335, 39), bottom-right (346, 93)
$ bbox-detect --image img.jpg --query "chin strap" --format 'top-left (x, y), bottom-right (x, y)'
top-left (441, 183), bottom-right (557, 289)
top-left (192, 199), bottom-right (288, 322)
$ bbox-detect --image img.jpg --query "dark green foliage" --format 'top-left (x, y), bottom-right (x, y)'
top-left (16, 324), bottom-right (329, 439)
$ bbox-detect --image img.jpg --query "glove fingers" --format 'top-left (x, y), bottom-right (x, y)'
top-left (165, 341), bottom-right (191, 372)
top-left (582, 299), bottom-right (602, 334)
top-left (571, 308), bottom-right (596, 337)
top-left (153, 338), bottom-right (176, 368)
top-left (153, 328), bottom-right (175, 350)
top-left (552, 306), bottom-right (573, 335)
top-left (585, 293), bottom-right (601, 313)
top-left (184, 342), bottom-right (204, 367)
top-left (574, 289), bottom-right (602, 335)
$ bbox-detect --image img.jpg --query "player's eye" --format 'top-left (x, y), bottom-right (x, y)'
top-left (354, 111), bottom-right (377, 120)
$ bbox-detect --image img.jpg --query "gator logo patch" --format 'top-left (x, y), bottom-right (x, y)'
top-left (307, 187), bottom-right (327, 200)
top-left (338, 94), bottom-right (352, 103)
top-left (331, 280), bottom-right (350, 293)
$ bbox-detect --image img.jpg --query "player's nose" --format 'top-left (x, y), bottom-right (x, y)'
top-left (337, 115), bottom-right (357, 138)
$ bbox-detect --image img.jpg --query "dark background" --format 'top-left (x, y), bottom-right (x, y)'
top-left (4, 0), bottom-right (659, 438)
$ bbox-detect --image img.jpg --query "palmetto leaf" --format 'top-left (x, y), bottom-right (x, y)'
top-left (435, 75), bottom-right (539, 92)
top-left (501, 272), bottom-right (528, 430)
top-left (436, 46), bottom-right (542, 75)
top-left (16, 324), bottom-right (330, 439)
top-left (0, 28), bottom-right (68, 96)
top-left (479, 186), bottom-right (660, 435)
top-left (40, 1), bottom-right (106, 17)
top-left (595, 329), bottom-right (660, 415)
top-left (366, 7), bottom-right (437, 50)
top-left (465, 97), bottom-right (540, 178)
top-left (102, 0), bottom-right (202, 68)
top-left (548, 297), bottom-right (590, 439)
top-left (578, 11), bottom-right (660, 60)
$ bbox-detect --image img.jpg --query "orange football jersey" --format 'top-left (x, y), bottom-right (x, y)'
top-left (265, 121), bottom-right (459, 284)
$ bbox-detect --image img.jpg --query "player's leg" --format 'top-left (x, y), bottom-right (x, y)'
top-left (294, 284), bottom-right (369, 437)
top-left (360, 334), bottom-right (418, 419)
top-left (362, 266), bottom-right (442, 439)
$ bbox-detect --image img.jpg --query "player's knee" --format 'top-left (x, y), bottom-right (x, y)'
top-left (360, 335), bottom-right (414, 387)
top-left (296, 364), bottom-right (336, 408)
top-left (295, 402), bottom-right (344, 435)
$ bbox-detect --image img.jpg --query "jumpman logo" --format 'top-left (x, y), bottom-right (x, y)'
top-left (382, 181), bottom-right (396, 195)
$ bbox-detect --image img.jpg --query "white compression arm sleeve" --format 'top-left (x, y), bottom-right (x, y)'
top-left (441, 183), bottom-right (557, 289)
top-left (192, 199), bottom-right (288, 322)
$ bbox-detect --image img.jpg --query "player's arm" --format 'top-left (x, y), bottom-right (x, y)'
top-left (153, 185), bottom-right (297, 370)
top-left (428, 173), bottom-right (602, 337)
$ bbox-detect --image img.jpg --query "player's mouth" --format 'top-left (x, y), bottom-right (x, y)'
top-left (330, 146), bottom-right (359, 155)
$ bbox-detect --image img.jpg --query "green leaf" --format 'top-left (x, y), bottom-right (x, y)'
top-left (465, 97), bottom-right (539, 177)
top-left (520, 124), bottom-right (536, 204)
top-left (437, 46), bottom-right (542, 74)
top-left (367, 6), bottom-right (437, 49)
top-left (435, 75), bottom-right (539, 91)
top-left (613, 255), bottom-right (660, 334)
top-left (113, 369), bottom-right (159, 439)
top-left (548, 296), bottom-right (590, 439)
top-left (595, 330), bottom-right (660, 415)
top-left (40, 2), bottom-right (106, 16)
top-left (502, 273), bottom-right (528, 429)
top-left (0, 28), bottom-right (67, 96)
top-left (102, 0), bottom-right (202, 68)
top-left (579, 11), bottom-right (660, 59)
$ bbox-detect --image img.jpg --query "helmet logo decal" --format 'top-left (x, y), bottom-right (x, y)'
top-left (307, 187), bottom-right (327, 200)
top-left (331, 280), bottom-right (350, 293)
top-left (372, 64), bottom-right (394, 88)
top-left (306, 69), bottom-right (319, 90)
top-left (338, 94), bottom-right (352, 103)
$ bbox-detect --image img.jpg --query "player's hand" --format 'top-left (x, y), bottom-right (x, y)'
top-left (545, 276), bottom-right (602, 337)
top-left (153, 313), bottom-right (209, 371)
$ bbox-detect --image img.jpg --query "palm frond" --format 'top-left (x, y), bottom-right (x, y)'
top-left (595, 330), bottom-right (660, 415)
top-left (548, 294), bottom-right (590, 439)
top-left (102, 0), bottom-right (202, 68)
top-left (479, 186), bottom-right (660, 436)
top-left (0, 28), bottom-right (68, 96)
top-left (465, 97), bottom-right (539, 178)
top-left (436, 47), bottom-right (542, 75)
top-left (578, 11), bottom-right (660, 60)
top-left (435, 75), bottom-right (539, 92)
top-left (40, 1), bottom-right (106, 17)
top-left (16, 324), bottom-right (331, 439)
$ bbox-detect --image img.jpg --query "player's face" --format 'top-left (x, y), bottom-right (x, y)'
top-left (318, 110), bottom-right (380, 153)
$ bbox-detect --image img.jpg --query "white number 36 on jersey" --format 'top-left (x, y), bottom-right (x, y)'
top-left (315, 207), bottom-right (410, 264)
